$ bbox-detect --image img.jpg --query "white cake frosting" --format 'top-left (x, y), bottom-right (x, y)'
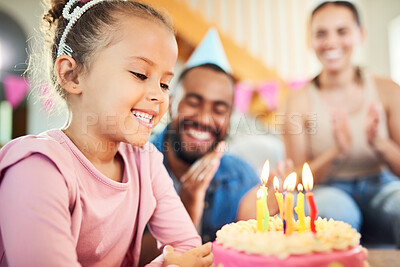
top-left (215, 216), bottom-right (361, 259)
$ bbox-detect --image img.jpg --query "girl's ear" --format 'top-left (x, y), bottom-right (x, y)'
top-left (54, 55), bottom-right (82, 95)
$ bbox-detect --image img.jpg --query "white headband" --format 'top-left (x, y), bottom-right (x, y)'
top-left (57, 0), bottom-right (116, 58)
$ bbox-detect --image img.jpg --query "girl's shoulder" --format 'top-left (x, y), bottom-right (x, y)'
top-left (0, 130), bottom-right (77, 182)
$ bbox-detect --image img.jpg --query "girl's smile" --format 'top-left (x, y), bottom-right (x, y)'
top-left (131, 109), bottom-right (158, 128)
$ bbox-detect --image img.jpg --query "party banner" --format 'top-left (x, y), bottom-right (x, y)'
top-left (288, 79), bottom-right (309, 91)
top-left (258, 81), bottom-right (279, 111)
top-left (234, 82), bottom-right (253, 113)
top-left (3, 74), bottom-right (29, 109)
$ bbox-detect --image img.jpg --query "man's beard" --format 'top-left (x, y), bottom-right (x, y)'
top-left (166, 120), bottom-right (223, 164)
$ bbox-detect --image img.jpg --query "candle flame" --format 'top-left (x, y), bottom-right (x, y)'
top-left (257, 188), bottom-right (265, 199)
top-left (297, 183), bottom-right (303, 192)
top-left (283, 172), bottom-right (297, 191)
top-left (273, 176), bottom-right (279, 191)
top-left (302, 163), bottom-right (314, 191)
top-left (260, 160), bottom-right (270, 185)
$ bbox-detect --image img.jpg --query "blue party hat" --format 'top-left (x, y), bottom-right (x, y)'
top-left (185, 28), bottom-right (231, 73)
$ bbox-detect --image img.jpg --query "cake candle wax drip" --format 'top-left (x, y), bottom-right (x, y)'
top-left (256, 189), bottom-right (265, 231)
top-left (283, 172), bottom-right (297, 235)
top-left (273, 176), bottom-right (283, 220)
top-left (302, 163), bottom-right (318, 234)
top-left (295, 184), bottom-right (306, 232)
top-left (260, 160), bottom-right (270, 231)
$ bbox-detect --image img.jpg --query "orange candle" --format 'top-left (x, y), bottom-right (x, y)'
top-left (302, 163), bottom-right (318, 234)
top-left (273, 176), bottom-right (283, 219)
top-left (283, 172), bottom-right (297, 235)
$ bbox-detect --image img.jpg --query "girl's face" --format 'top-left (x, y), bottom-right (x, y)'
top-left (310, 5), bottom-right (364, 73)
top-left (77, 16), bottom-right (177, 146)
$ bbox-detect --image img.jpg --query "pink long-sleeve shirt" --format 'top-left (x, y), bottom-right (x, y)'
top-left (0, 130), bottom-right (201, 267)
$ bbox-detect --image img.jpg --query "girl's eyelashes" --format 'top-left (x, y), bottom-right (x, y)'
top-left (130, 71), bottom-right (170, 90)
top-left (130, 71), bottom-right (148, 80)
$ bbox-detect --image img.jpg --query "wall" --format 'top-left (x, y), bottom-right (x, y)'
top-left (0, 0), bottom-right (67, 135)
top-left (182, 0), bottom-right (399, 80)
top-left (363, 0), bottom-right (400, 77)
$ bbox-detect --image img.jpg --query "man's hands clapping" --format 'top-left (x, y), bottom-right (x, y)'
top-left (179, 141), bottom-right (226, 226)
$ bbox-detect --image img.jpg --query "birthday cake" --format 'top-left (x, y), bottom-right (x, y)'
top-left (213, 216), bottom-right (368, 267)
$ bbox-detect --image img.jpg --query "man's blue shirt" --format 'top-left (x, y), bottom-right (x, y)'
top-left (151, 126), bottom-right (260, 242)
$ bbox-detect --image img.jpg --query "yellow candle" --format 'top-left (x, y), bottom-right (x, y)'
top-left (260, 160), bottom-right (270, 231)
top-left (261, 185), bottom-right (269, 231)
top-left (283, 172), bottom-right (297, 235)
top-left (256, 189), bottom-right (265, 232)
top-left (273, 176), bottom-right (283, 220)
top-left (295, 184), bottom-right (306, 232)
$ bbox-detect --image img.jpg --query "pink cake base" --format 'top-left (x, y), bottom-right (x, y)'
top-left (213, 242), bottom-right (368, 267)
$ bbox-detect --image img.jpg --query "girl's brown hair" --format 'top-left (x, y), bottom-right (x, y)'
top-left (29, 0), bottom-right (173, 111)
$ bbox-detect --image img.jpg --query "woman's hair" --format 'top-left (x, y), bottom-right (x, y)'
top-left (311, 1), bottom-right (361, 26)
top-left (310, 1), bottom-right (363, 88)
top-left (29, 0), bottom-right (173, 111)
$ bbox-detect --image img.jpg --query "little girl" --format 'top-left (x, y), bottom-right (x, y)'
top-left (0, 0), bottom-right (213, 266)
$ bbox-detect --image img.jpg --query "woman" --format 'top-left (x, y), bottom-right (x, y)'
top-left (284, 1), bottom-right (400, 246)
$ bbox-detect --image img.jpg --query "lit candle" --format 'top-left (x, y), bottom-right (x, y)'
top-left (283, 172), bottom-right (297, 235)
top-left (273, 176), bottom-right (283, 220)
top-left (260, 160), bottom-right (270, 231)
top-left (256, 188), bottom-right (265, 231)
top-left (295, 184), bottom-right (306, 232)
top-left (283, 193), bottom-right (286, 234)
top-left (302, 163), bottom-right (318, 234)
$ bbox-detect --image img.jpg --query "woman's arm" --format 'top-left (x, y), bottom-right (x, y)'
top-left (0, 154), bottom-right (80, 266)
top-left (283, 89), bottom-right (346, 184)
top-left (372, 77), bottom-right (400, 177)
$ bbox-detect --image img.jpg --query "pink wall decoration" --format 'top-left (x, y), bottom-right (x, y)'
top-left (288, 79), bottom-right (309, 91)
top-left (3, 75), bottom-right (29, 109)
top-left (258, 81), bottom-right (279, 111)
top-left (234, 82), bottom-right (253, 113)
